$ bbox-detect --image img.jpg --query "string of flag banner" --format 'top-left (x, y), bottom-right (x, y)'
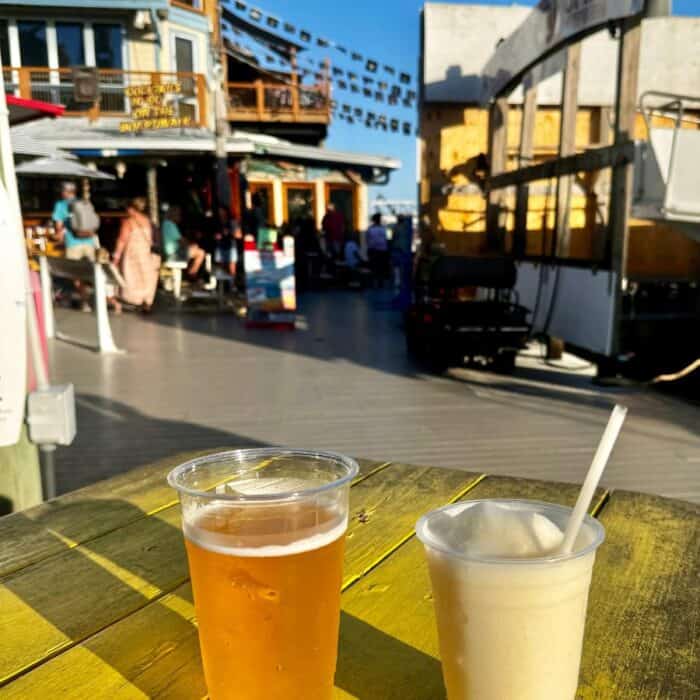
top-left (221, 0), bottom-right (417, 135)
top-left (222, 25), bottom-right (415, 136)
top-left (221, 24), bottom-right (415, 135)
top-left (223, 18), bottom-right (416, 107)
top-left (225, 0), bottom-right (415, 86)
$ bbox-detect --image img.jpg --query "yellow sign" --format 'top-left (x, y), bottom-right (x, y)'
top-left (119, 82), bottom-right (194, 133)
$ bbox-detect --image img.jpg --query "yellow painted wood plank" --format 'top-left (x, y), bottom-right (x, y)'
top-left (0, 459), bottom-right (386, 686)
top-left (336, 475), bottom-right (598, 699)
top-left (579, 491), bottom-right (700, 700)
top-left (0, 463), bottom-right (483, 698)
top-left (0, 455), bottom-right (383, 579)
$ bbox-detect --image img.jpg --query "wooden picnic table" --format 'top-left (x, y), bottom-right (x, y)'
top-left (0, 454), bottom-right (698, 699)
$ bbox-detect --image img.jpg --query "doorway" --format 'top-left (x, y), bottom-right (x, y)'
top-left (326, 184), bottom-right (356, 234)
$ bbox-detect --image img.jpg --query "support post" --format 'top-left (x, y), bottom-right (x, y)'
top-left (609, 17), bottom-right (642, 355)
top-left (486, 95), bottom-right (509, 251)
top-left (147, 164), bottom-right (159, 226)
top-left (38, 256), bottom-right (55, 339)
top-left (554, 42), bottom-right (581, 258)
top-left (93, 263), bottom-right (121, 354)
top-left (514, 76), bottom-right (537, 257)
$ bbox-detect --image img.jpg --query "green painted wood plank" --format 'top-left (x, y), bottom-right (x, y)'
top-left (579, 491), bottom-right (700, 700)
top-left (0, 464), bottom-right (479, 698)
top-left (0, 454), bottom-right (383, 578)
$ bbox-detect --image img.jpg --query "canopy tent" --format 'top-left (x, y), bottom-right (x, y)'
top-left (7, 96), bottom-right (65, 126)
top-left (15, 156), bottom-right (115, 180)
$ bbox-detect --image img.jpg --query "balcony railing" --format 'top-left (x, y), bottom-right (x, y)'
top-left (228, 80), bottom-right (331, 124)
top-left (3, 67), bottom-right (208, 127)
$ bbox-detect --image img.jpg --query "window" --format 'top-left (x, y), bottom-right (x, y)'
top-left (284, 184), bottom-right (315, 224)
top-left (0, 20), bottom-right (10, 68)
top-left (56, 22), bottom-right (84, 67)
top-left (174, 36), bottom-right (194, 74)
top-left (94, 24), bottom-right (122, 69)
top-left (18, 20), bottom-right (47, 67)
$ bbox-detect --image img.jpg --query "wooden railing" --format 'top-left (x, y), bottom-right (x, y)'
top-left (227, 80), bottom-right (331, 124)
top-left (3, 67), bottom-right (208, 127)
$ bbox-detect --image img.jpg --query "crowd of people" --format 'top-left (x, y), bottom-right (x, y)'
top-left (48, 180), bottom-right (414, 311)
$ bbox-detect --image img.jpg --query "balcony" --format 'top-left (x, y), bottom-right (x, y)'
top-left (227, 80), bottom-right (331, 124)
top-left (3, 67), bottom-right (208, 128)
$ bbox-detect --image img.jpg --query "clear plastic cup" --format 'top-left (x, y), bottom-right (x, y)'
top-left (168, 448), bottom-right (358, 700)
top-left (416, 499), bottom-right (605, 700)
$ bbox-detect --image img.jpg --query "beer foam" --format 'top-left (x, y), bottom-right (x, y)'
top-left (184, 478), bottom-right (347, 557)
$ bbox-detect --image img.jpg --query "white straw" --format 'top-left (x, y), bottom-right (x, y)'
top-left (558, 404), bottom-right (628, 555)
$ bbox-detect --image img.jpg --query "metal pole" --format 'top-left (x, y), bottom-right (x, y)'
top-left (40, 446), bottom-right (57, 500)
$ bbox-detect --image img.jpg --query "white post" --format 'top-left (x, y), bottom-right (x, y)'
top-left (272, 178), bottom-right (284, 227)
top-left (38, 256), bottom-right (55, 339)
top-left (93, 263), bottom-right (121, 354)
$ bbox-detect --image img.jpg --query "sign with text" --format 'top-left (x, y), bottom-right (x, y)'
top-left (482, 0), bottom-right (647, 102)
top-left (119, 82), bottom-right (193, 133)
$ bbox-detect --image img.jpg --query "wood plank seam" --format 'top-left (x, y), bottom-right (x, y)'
top-left (0, 576), bottom-right (193, 689)
top-left (350, 461), bottom-right (392, 487)
top-left (590, 489), bottom-right (612, 518)
top-left (341, 474), bottom-right (488, 593)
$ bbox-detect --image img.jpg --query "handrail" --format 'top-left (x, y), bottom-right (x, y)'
top-left (3, 66), bottom-right (208, 126)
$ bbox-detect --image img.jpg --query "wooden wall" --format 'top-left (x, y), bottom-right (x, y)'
top-left (419, 104), bottom-right (700, 280)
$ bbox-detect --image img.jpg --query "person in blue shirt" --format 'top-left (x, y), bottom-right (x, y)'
top-left (161, 204), bottom-right (205, 279)
top-left (52, 182), bottom-right (98, 311)
top-left (52, 182), bottom-right (98, 261)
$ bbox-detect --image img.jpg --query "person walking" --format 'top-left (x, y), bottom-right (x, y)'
top-left (366, 213), bottom-right (389, 288)
top-left (52, 181), bottom-right (99, 311)
top-left (113, 197), bottom-right (160, 312)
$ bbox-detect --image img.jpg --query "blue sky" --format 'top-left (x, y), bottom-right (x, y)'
top-left (248, 1), bottom-right (698, 204)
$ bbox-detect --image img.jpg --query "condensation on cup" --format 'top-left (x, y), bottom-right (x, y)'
top-left (168, 449), bottom-right (358, 700)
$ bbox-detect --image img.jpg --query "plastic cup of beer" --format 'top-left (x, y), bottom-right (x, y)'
top-left (416, 499), bottom-right (605, 700)
top-left (168, 448), bottom-right (358, 700)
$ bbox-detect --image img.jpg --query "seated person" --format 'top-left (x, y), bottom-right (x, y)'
top-left (344, 233), bottom-right (367, 269)
top-left (161, 205), bottom-right (205, 279)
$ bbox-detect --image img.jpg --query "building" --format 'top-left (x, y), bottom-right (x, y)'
top-left (418, 3), bottom-right (700, 283)
top-left (1, 0), bottom-right (399, 236)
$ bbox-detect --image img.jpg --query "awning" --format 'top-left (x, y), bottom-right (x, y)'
top-left (15, 156), bottom-right (115, 180)
top-left (7, 96), bottom-right (64, 126)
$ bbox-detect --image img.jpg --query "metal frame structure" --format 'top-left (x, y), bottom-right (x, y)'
top-left (483, 5), bottom-right (648, 356)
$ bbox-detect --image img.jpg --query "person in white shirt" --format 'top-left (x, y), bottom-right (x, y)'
top-left (366, 213), bottom-right (389, 287)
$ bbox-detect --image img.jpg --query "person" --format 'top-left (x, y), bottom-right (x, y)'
top-left (321, 202), bottom-right (345, 258)
top-left (344, 232), bottom-right (366, 270)
top-left (113, 197), bottom-right (160, 311)
top-left (52, 181), bottom-right (99, 311)
top-left (214, 206), bottom-right (241, 278)
top-left (391, 214), bottom-right (414, 309)
top-left (366, 213), bottom-right (389, 287)
top-left (161, 205), bottom-right (206, 280)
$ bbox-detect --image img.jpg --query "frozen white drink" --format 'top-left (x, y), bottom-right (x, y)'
top-left (416, 499), bottom-right (605, 700)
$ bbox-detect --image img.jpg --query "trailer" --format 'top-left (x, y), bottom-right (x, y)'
top-left (419, 2), bottom-right (700, 378)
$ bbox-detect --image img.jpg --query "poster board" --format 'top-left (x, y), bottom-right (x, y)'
top-left (0, 183), bottom-right (27, 446)
top-left (244, 236), bottom-right (296, 328)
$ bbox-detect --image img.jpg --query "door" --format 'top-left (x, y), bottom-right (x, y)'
top-left (249, 182), bottom-right (273, 226)
top-left (326, 184), bottom-right (356, 234)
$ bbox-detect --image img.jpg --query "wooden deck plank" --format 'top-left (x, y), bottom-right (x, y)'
top-left (0, 462), bottom-right (479, 691)
top-left (0, 455), bottom-right (383, 579)
top-left (336, 475), bottom-right (596, 699)
top-left (579, 491), bottom-right (700, 700)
